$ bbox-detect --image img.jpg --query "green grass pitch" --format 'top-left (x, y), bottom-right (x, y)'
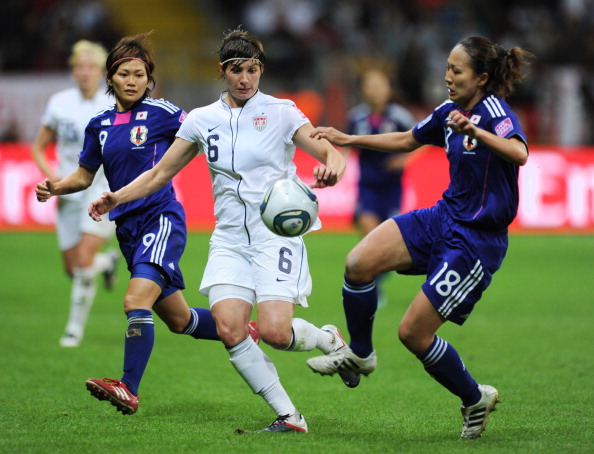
top-left (0, 232), bottom-right (592, 453)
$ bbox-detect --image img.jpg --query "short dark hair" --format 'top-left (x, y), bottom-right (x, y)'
top-left (218, 27), bottom-right (266, 74)
top-left (105, 32), bottom-right (156, 97)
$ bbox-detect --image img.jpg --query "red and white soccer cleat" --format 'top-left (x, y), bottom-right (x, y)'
top-left (86, 377), bottom-right (139, 415)
top-left (257, 413), bottom-right (308, 433)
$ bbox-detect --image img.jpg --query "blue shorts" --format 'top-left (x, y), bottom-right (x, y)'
top-left (394, 203), bottom-right (508, 325)
top-left (115, 199), bottom-right (187, 297)
top-left (355, 181), bottom-right (402, 221)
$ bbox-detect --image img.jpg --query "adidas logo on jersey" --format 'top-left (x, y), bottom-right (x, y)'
top-left (101, 119), bottom-right (111, 126)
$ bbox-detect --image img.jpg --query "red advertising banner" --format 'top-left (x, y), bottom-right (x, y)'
top-left (403, 146), bottom-right (594, 232)
top-left (1, 143), bottom-right (593, 233)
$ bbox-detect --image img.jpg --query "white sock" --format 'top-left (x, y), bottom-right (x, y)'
top-left (64, 267), bottom-right (96, 337)
top-left (287, 318), bottom-right (333, 353)
top-left (228, 336), bottom-right (295, 416)
top-left (260, 382), bottom-right (296, 417)
top-left (92, 250), bottom-right (114, 274)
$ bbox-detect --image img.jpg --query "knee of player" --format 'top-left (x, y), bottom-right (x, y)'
top-left (166, 320), bottom-right (186, 334)
top-left (398, 322), bottom-right (434, 356)
top-left (168, 309), bottom-right (191, 334)
top-left (259, 324), bottom-right (291, 350)
top-left (345, 251), bottom-right (375, 282)
top-left (397, 321), bottom-right (416, 348)
top-left (123, 293), bottom-right (149, 313)
top-left (216, 322), bottom-right (247, 348)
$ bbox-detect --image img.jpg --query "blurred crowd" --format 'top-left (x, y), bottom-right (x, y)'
top-left (226, 0), bottom-right (594, 144)
top-left (1, 0), bottom-right (593, 144)
top-left (0, 0), bottom-right (121, 71)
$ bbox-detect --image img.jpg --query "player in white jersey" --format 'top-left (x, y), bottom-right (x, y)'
top-left (31, 40), bottom-right (118, 348)
top-left (88, 27), bottom-right (353, 432)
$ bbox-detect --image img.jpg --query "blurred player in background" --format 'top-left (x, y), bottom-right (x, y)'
top-left (349, 65), bottom-right (416, 236)
top-left (308, 36), bottom-right (534, 439)
top-left (347, 65), bottom-right (417, 304)
top-left (87, 27), bottom-right (351, 433)
top-left (30, 40), bottom-right (118, 348)
top-left (36, 33), bottom-right (241, 415)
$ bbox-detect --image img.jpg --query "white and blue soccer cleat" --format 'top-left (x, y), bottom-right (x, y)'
top-left (460, 384), bottom-right (500, 439)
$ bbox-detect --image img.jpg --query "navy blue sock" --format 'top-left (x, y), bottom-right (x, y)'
top-left (121, 309), bottom-right (154, 396)
top-left (417, 336), bottom-right (481, 406)
top-left (183, 308), bottom-right (219, 340)
top-left (342, 275), bottom-right (377, 358)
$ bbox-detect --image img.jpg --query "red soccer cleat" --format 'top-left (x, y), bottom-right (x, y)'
top-left (248, 320), bottom-right (260, 344)
top-left (86, 378), bottom-right (139, 415)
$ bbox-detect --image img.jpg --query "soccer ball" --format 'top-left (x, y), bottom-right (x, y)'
top-left (260, 179), bottom-right (319, 237)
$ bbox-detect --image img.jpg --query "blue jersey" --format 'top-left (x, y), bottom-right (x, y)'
top-left (348, 103), bottom-right (416, 187)
top-left (412, 95), bottom-right (527, 231)
top-left (79, 97), bottom-right (187, 221)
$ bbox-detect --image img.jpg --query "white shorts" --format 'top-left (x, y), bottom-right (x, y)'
top-left (56, 177), bottom-right (115, 251)
top-left (200, 237), bottom-right (312, 308)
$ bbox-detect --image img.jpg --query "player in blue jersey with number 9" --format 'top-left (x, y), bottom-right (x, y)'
top-left (35, 32), bottom-right (238, 416)
top-left (307, 36), bottom-right (534, 439)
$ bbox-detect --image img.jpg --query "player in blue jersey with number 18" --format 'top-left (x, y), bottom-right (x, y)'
top-left (35, 33), bottom-right (253, 416)
top-left (307, 36), bottom-right (534, 439)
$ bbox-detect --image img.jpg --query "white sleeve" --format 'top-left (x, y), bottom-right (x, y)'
top-left (176, 108), bottom-right (205, 155)
top-left (281, 101), bottom-right (309, 144)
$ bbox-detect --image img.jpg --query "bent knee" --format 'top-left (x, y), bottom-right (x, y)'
top-left (398, 323), bottom-right (435, 356)
top-left (165, 320), bottom-right (186, 334)
top-left (216, 323), bottom-right (248, 348)
top-left (123, 295), bottom-right (142, 314)
top-left (345, 248), bottom-right (386, 282)
top-left (259, 325), bottom-right (292, 350)
top-left (397, 322), bottom-right (415, 348)
top-left (345, 250), bottom-right (376, 282)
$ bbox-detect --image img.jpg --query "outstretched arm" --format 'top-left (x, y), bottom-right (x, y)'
top-left (88, 137), bottom-right (199, 220)
top-left (35, 165), bottom-right (95, 202)
top-left (293, 123), bottom-right (346, 189)
top-left (309, 126), bottom-right (422, 154)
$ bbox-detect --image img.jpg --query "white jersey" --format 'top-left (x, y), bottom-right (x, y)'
top-left (42, 86), bottom-right (113, 202)
top-left (177, 90), bottom-right (321, 245)
top-left (42, 86), bottom-right (113, 176)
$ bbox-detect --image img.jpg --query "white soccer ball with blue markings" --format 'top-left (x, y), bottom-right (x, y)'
top-left (260, 179), bottom-right (319, 237)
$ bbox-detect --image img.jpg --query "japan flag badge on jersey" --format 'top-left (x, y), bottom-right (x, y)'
top-left (253, 116), bottom-right (267, 131)
top-left (136, 111), bottom-right (148, 120)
